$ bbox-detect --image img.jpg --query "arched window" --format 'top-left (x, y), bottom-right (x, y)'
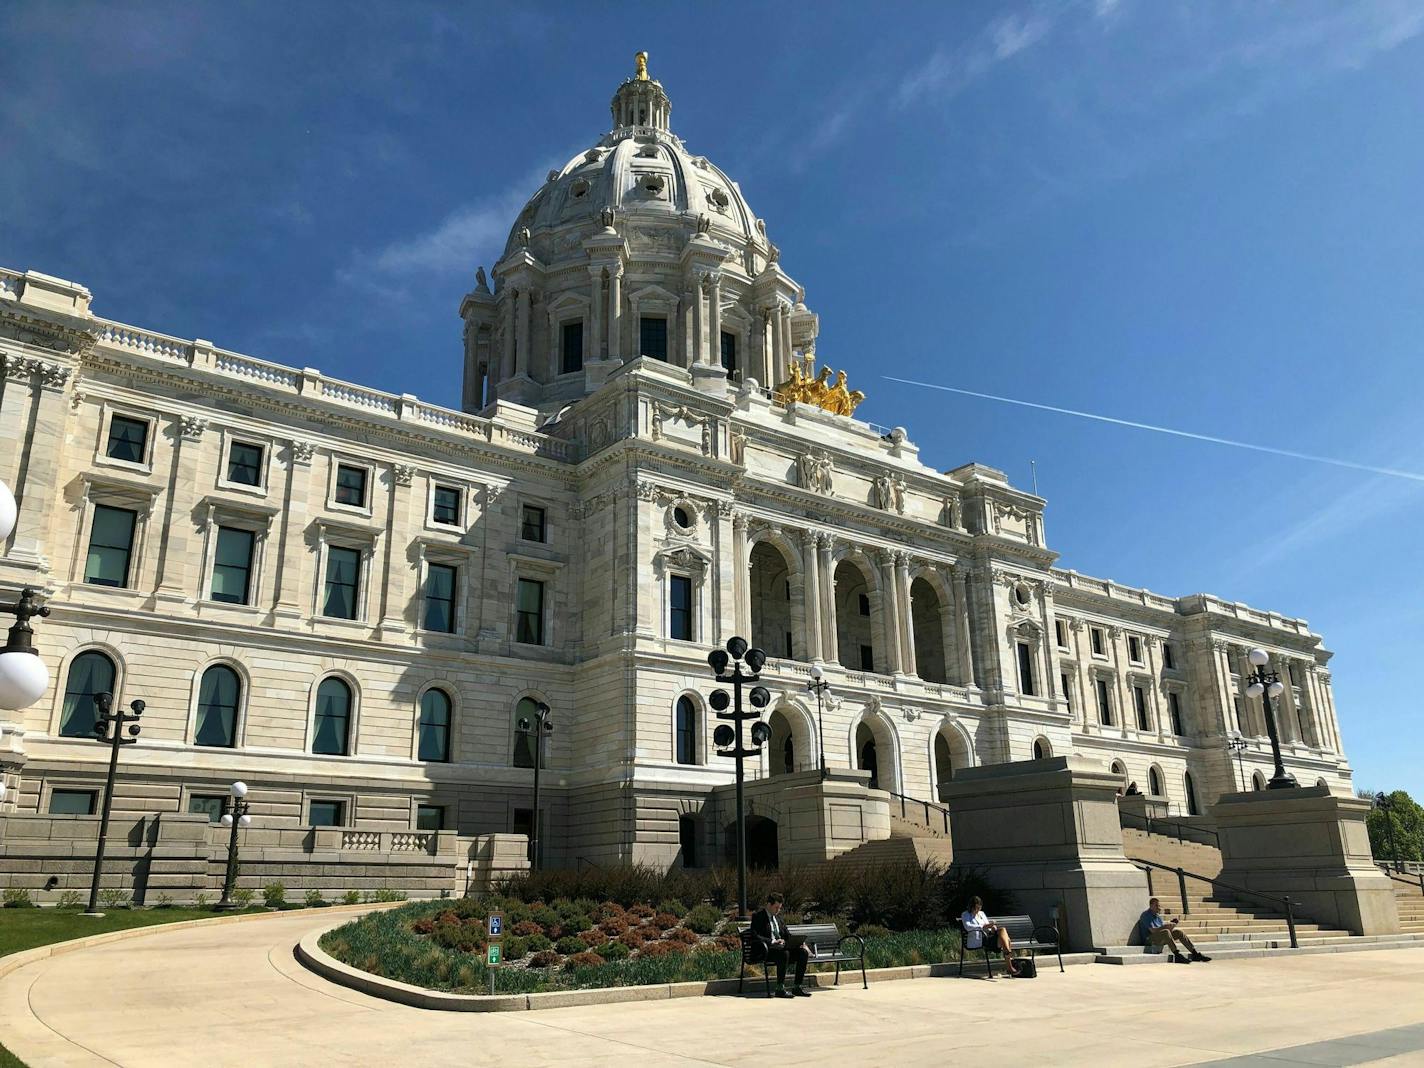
top-left (312, 677), bottom-right (353, 756)
top-left (1184, 771), bottom-right (1200, 816)
top-left (418, 689), bottom-right (452, 762)
top-left (1032, 737), bottom-right (1050, 760)
top-left (513, 696), bottom-right (539, 768)
top-left (1110, 760), bottom-right (1127, 785)
top-left (1252, 771), bottom-right (1266, 792)
top-left (60, 651), bottom-right (116, 738)
top-left (1148, 765), bottom-right (1164, 797)
top-left (674, 696), bottom-right (697, 765)
top-left (195, 665), bottom-right (241, 748)
top-left (679, 814), bottom-right (698, 867)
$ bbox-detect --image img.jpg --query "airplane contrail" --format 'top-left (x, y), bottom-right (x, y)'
top-left (881, 376), bottom-right (1424, 484)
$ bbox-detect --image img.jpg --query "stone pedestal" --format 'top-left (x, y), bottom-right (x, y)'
top-left (941, 756), bottom-right (1149, 952)
top-left (1212, 785), bottom-right (1399, 935)
top-left (706, 768), bottom-right (891, 867)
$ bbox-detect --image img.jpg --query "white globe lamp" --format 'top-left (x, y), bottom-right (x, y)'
top-left (220, 812), bottom-right (233, 827)
top-left (230, 780), bottom-right (248, 799)
top-left (0, 649), bottom-right (49, 711)
top-left (1248, 648), bottom-right (1270, 668)
top-left (0, 479), bottom-right (15, 542)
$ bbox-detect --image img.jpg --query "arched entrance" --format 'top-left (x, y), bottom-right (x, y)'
top-left (910, 577), bottom-right (950, 683)
top-left (768, 709), bottom-right (797, 775)
top-left (745, 816), bottom-right (779, 870)
top-left (856, 722), bottom-right (879, 789)
top-left (934, 722), bottom-right (972, 801)
top-left (834, 559), bottom-right (876, 672)
top-left (749, 541), bottom-right (796, 660)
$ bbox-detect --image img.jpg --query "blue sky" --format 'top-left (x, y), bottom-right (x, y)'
top-left (3, 2), bottom-right (1422, 793)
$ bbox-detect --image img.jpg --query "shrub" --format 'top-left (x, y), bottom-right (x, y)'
top-left (232, 888), bottom-right (255, 908)
top-left (580, 927), bottom-right (609, 948)
top-left (527, 950), bottom-right (560, 969)
top-left (564, 950), bottom-right (605, 970)
top-left (195, 892), bottom-right (211, 909)
top-left (412, 917), bottom-right (437, 935)
top-left (853, 924), bottom-right (891, 940)
top-left (592, 901), bottom-right (627, 922)
top-left (714, 933), bottom-right (743, 952)
top-left (527, 933), bottom-right (552, 952)
top-left (57, 890), bottom-right (84, 910)
top-left (305, 889), bottom-right (325, 908)
top-left (650, 911), bottom-right (680, 931)
top-left (599, 916), bottom-right (629, 936)
top-left (99, 888), bottom-right (130, 910)
top-left (600, 940), bottom-right (631, 960)
top-left (2, 888), bottom-right (35, 908)
top-left (529, 904), bottom-right (560, 929)
top-left (153, 892), bottom-right (174, 909)
top-left (374, 889), bottom-right (407, 903)
top-left (655, 899), bottom-right (687, 917)
top-left (503, 935), bottom-right (530, 960)
top-left (627, 903), bottom-right (654, 919)
top-left (512, 919), bottom-right (544, 938)
top-left (555, 935), bottom-right (587, 955)
top-left (342, 890), bottom-right (361, 905)
top-left (618, 927), bottom-right (648, 948)
top-left (562, 913), bottom-right (592, 935)
top-left (666, 927), bottom-right (700, 946)
top-left (683, 903), bottom-right (722, 934)
top-left (263, 883), bottom-right (287, 908)
top-left (636, 939), bottom-right (686, 958)
top-left (432, 921), bottom-right (486, 954)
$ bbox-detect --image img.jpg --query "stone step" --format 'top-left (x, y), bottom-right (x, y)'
top-left (1096, 932), bottom-right (1424, 964)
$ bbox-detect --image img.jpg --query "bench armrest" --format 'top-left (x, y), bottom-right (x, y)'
top-left (836, 933), bottom-right (866, 957)
top-left (1032, 925), bottom-right (1061, 946)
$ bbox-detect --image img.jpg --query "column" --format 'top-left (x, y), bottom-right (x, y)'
top-left (1273, 655), bottom-right (1298, 744)
top-left (895, 552), bottom-right (916, 677)
top-left (377, 464), bottom-right (416, 638)
top-left (800, 529), bottom-right (822, 662)
top-left (1069, 620), bottom-right (1091, 733)
top-left (589, 267), bottom-right (604, 359)
top-left (732, 512), bottom-right (751, 637)
top-left (1037, 584), bottom-right (1058, 698)
top-left (502, 290), bottom-right (516, 377)
top-left (0, 359), bottom-right (37, 492)
top-left (608, 264), bottom-right (623, 359)
top-left (1145, 637), bottom-right (1164, 741)
top-left (778, 304), bottom-right (793, 380)
top-left (951, 565), bottom-right (975, 688)
top-left (876, 550), bottom-right (903, 674)
top-left (690, 275), bottom-right (704, 370)
top-left (514, 288), bottom-right (531, 378)
top-left (680, 288), bottom-right (695, 367)
top-left (707, 273), bottom-right (722, 367)
top-left (273, 441), bottom-right (316, 620)
top-left (818, 535), bottom-right (838, 665)
top-left (1300, 664), bottom-right (1328, 751)
top-left (1109, 626), bottom-right (1131, 737)
top-left (154, 415), bottom-right (209, 601)
top-left (3, 358), bottom-right (70, 566)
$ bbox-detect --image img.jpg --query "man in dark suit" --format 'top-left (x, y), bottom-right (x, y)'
top-left (750, 892), bottom-right (809, 998)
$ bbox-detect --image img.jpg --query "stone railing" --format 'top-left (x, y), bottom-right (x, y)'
top-left (213, 349), bottom-right (299, 389)
top-left (95, 320), bottom-right (190, 363)
top-left (330, 829), bottom-right (437, 855)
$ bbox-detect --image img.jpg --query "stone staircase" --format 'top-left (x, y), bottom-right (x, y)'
top-left (1387, 873), bottom-right (1424, 933)
top-left (827, 832), bottom-right (955, 872)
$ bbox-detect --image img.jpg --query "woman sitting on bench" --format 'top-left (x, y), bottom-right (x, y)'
top-left (961, 896), bottom-right (1019, 976)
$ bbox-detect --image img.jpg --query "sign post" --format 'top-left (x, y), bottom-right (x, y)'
top-left (486, 911), bottom-right (503, 995)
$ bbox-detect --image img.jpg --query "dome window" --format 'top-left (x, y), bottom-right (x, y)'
top-left (570, 178), bottom-right (590, 200)
top-left (637, 143), bottom-right (660, 158)
top-left (641, 173), bottom-right (667, 198)
top-left (708, 188), bottom-right (730, 212)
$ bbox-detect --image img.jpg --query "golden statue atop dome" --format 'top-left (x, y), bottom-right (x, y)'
top-left (775, 353), bottom-right (865, 416)
top-left (635, 51), bottom-right (650, 81)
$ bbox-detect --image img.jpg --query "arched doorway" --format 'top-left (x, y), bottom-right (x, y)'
top-left (749, 541), bottom-right (796, 661)
top-left (1184, 771), bottom-right (1200, 815)
top-left (856, 722), bottom-right (880, 789)
top-left (1033, 737), bottom-right (1051, 761)
top-left (745, 816), bottom-right (779, 870)
top-left (1252, 771), bottom-right (1266, 792)
top-left (768, 709), bottom-right (797, 776)
top-left (934, 723), bottom-right (972, 801)
top-left (834, 560), bottom-right (876, 672)
top-left (910, 577), bottom-right (949, 683)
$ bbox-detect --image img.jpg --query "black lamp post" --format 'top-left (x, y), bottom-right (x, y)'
top-left (1374, 792), bottom-right (1401, 874)
top-left (1244, 648), bottom-right (1296, 789)
top-left (517, 701), bottom-right (553, 871)
top-left (215, 781), bottom-right (252, 910)
top-left (1226, 732), bottom-right (1248, 793)
top-left (85, 691), bottom-right (144, 916)
top-left (807, 660), bottom-right (831, 782)
top-left (708, 636), bottom-right (771, 921)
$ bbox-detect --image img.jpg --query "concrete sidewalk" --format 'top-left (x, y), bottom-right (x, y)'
top-left (2, 909), bottom-right (1423, 1067)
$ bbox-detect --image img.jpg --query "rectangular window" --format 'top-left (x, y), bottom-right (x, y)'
top-left (669, 574), bottom-right (692, 641)
top-left (226, 441), bottom-right (265, 487)
top-left (1090, 627), bottom-right (1105, 656)
top-left (1233, 696), bottom-right (1245, 733)
top-left (785, 632), bottom-right (794, 658)
top-left (210, 527), bottom-right (256, 605)
top-left (322, 546), bottom-right (362, 620)
top-left (416, 804), bottom-right (445, 831)
top-left (515, 578), bottom-right (545, 645)
top-left (1017, 642), bottom-right (1036, 696)
top-left (560, 321), bottom-right (584, 375)
top-left (334, 463), bottom-right (368, 508)
top-left (521, 504), bottom-right (546, 542)
top-left (1095, 678), bottom-right (1113, 726)
top-left (432, 485), bottom-right (462, 526)
top-left (105, 415), bottom-right (149, 464)
top-left (308, 800), bottom-right (345, 827)
top-left (639, 316), bottom-right (668, 360)
top-left (513, 807), bottom-right (543, 865)
top-left (49, 789), bottom-right (97, 815)
top-left (720, 331), bottom-right (737, 378)
top-left (1055, 619), bottom-right (1068, 648)
top-left (860, 644), bottom-right (874, 672)
top-left (1162, 642), bottom-right (1176, 670)
top-left (188, 794), bottom-right (226, 823)
top-left (1128, 635), bottom-right (1143, 663)
top-left (1168, 691), bottom-right (1184, 735)
top-left (1060, 672), bottom-right (1072, 711)
top-left (84, 505), bottom-right (137, 588)
top-left (423, 563), bottom-right (457, 633)
top-left (1287, 661), bottom-right (1300, 686)
top-left (679, 815), bottom-right (698, 868)
top-left (1133, 684), bottom-right (1150, 730)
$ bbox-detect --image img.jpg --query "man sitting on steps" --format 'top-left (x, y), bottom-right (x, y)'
top-left (1139, 897), bottom-right (1212, 963)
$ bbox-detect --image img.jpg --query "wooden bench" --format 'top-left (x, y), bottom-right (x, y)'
top-left (958, 914), bottom-right (1063, 977)
top-left (738, 922), bottom-right (869, 995)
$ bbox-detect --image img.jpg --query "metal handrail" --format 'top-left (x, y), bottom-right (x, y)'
top-left (1119, 809), bottom-right (1220, 849)
top-left (1132, 858), bottom-right (1297, 949)
top-left (888, 790), bottom-right (951, 835)
top-left (1379, 865), bottom-right (1424, 895)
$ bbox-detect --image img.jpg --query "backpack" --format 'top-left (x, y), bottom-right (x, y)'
top-left (1014, 957), bottom-right (1037, 979)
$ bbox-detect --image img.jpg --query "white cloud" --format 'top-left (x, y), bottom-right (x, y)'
top-left (896, 11), bottom-right (1056, 108)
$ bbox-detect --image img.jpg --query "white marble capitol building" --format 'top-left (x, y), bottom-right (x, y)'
top-left (0, 56), bottom-right (1353, 873)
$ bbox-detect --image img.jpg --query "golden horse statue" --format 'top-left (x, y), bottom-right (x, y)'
top-left (774, 356), bottom-right (865, 416)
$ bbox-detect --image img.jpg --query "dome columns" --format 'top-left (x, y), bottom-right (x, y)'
top-left (680, 233), bottom-right (732, 393)
top-left (459, 274), bottom-right (497, 413)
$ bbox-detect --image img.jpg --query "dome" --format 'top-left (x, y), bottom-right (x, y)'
top-left (501, 54), bottom-right (772, 272)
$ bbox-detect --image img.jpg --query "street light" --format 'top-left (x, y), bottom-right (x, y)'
top-left (85, 692), bottom-right (144, 916)
top-left (708, 635), bottom-right (771, 921)
top-left (516, 701), bottom-right (553, 871)
top-left (215, 781), bottom-right (253, 910)
top-left (1244, 648), bottom-right (1296, 789)
top-left (807, 661), bottom-right (831, 782)
top-left (0, 587), bottom-right (51, 712)
top-left (1374, 792), bottom-right (1401, 874)
top-left (1226, 731), bottom-right (1248, 793)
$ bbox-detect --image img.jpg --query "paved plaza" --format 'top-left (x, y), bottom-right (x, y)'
top-left (2, 912), bottom-right (1424, 1067)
